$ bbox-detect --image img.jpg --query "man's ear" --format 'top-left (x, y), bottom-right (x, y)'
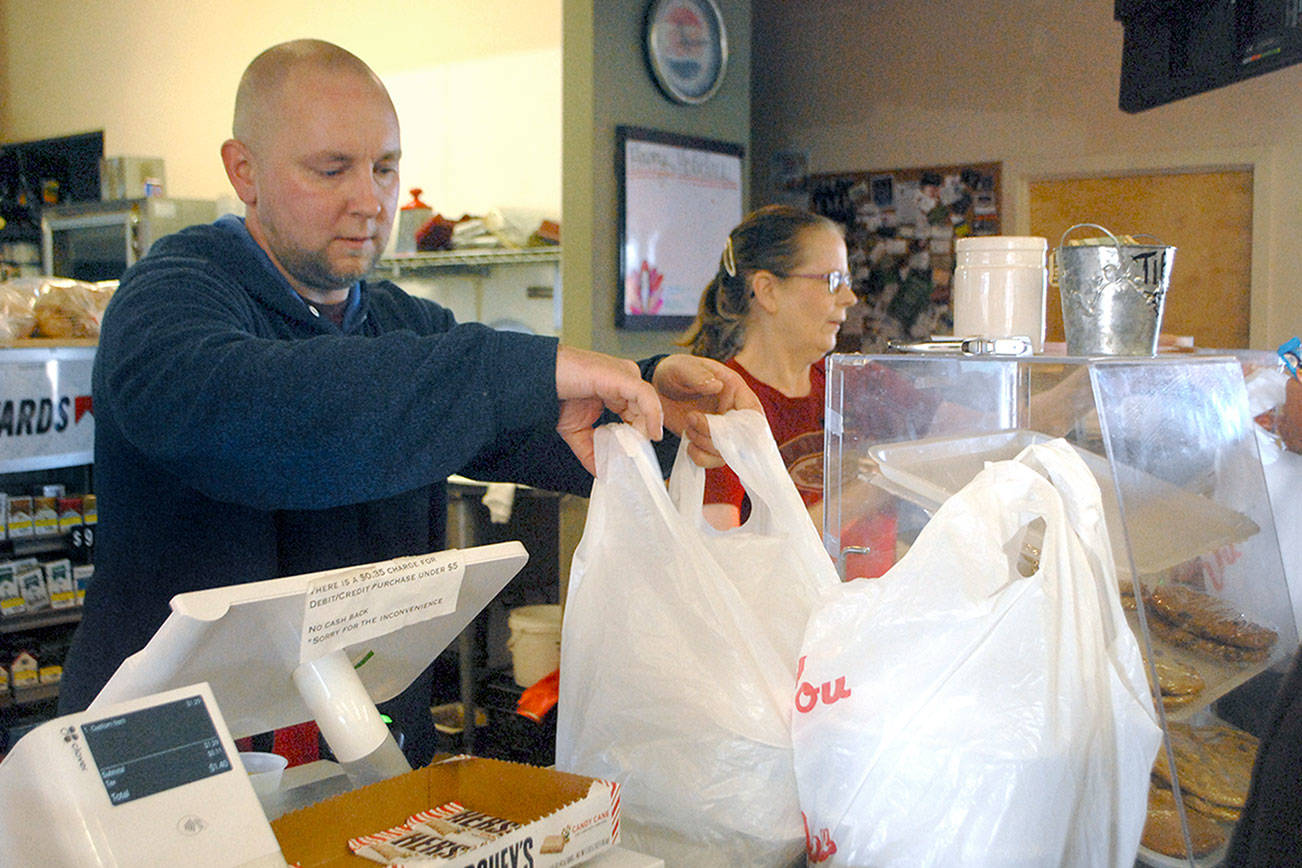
top-left (221, 139), bottom-right (257, 207)
top-left (750, 270), bottom-right (782, 315)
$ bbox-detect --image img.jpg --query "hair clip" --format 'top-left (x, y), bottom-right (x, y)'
top-left (722, 236), bottom-right (737, 277)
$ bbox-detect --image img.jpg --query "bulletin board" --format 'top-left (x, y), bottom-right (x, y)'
top-left (616, 126), bottom-right (745, 330)
top-left (807, 162), bottom-right (1001, 352)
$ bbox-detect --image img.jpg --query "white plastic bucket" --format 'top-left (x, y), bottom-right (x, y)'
top-left (507, 604), bottom-right (562, 687)
top-left (952, 236), bottom-right (1049, 352)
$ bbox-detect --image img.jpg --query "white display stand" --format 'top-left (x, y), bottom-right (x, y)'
top-left (0, 542), bottom-right (531, 866)
top-left (94, 541), bottom-right (528, 784)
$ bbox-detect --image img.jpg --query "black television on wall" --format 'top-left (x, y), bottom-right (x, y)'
top-left (1117, 0), bottom-right (1302, 112)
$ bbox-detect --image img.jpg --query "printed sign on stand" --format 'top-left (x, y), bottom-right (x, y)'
top-left (299, 550), bottom-right (465, 663)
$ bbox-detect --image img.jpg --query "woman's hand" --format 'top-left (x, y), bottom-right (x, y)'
top-left (652, 354), bottom-right (762, 468)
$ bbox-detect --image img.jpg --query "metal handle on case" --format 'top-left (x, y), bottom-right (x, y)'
top-left (837, 545), bottom-right (874, 578)
top-left (886, 336), bottom-right (1033, 356)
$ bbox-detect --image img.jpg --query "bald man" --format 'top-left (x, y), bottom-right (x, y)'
top-left (59, 39), bottom-right (757, 764)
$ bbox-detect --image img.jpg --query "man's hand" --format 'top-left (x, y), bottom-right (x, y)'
top-left (555, 345), bottom-right (664, 474)
top-left (652, 354), bottom-right (762, 468)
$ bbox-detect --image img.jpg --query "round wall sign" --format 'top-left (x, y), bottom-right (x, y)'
top-left (643, 0), bottom-right (729, 105)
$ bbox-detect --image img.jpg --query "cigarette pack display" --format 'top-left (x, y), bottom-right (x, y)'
top-left (44, 559), bottom-right (75, 609)
top-left (0, 560), bottom-right (30, 617)
top-left (37, 660), bottom-right (61, 685)
top-left (72, 564), bottom-right (93, 605)
top-left (57, 496), bottom-right (82, 533)
top-left (31, 497), bottom-right (57, 537)
top-left (17, 562), bottom-right (49, 610)
top-left (8, 649), bottom-right (37, 691)
top-left (6, 497), bottom-right (32, 539)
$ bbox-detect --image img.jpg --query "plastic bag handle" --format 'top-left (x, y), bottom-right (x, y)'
top-left (666, 434), bottom-right (709, 526)
top-left (665, 411), bottom-right (772, 528)
top-left (1011, 440), bottom-right (1139, 652)
top-left (707, 413), bottom-right (841, 592)
top-left (599, 422), bottom-right (688, 528)
top-left (704, 410), bottom-right (809, 528)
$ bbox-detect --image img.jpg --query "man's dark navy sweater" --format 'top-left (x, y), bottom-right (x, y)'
top-left (59, 219), bottom-right (653, 761)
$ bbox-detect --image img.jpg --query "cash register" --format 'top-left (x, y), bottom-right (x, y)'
top-left (0, 541), bottom-right (528, 866)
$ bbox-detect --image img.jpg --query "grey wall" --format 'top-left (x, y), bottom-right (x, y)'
top-left (562, 0), bottom-right (752, 359)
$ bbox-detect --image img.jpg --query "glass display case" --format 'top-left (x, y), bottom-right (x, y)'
top-left (823, 352), bottom-right (1298, 865)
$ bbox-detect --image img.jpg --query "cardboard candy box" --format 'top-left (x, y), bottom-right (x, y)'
top-left (272, 756), bottom-right (619, 867)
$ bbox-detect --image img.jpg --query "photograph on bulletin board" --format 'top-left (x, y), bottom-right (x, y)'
top-left (806, 162), bottom-right (1001, 352)
top-left (616, 126), bottom-right (745, 330)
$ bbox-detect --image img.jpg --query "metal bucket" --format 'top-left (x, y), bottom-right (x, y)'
top-left (1050, 223), bottom-right (1176, 356)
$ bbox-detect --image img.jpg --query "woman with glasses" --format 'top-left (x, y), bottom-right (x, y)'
top-left (678, 204), bottom-right (860, 534)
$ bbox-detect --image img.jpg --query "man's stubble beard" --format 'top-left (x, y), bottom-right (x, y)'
top-left (277, 244), bottom-right (380, 295)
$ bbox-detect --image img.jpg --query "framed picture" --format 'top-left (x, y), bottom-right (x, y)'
top-left (616, 125), bottom-right (744, 331)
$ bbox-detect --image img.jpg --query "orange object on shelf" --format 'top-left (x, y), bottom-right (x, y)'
top-left (516, 667), bottom-right (559, 723)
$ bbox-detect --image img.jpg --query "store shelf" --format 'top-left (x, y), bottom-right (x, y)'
top-left (0, 606), bottom-right (82, 634)
top-left (376, 246), bottom-right (560, 277)
top-left (0, 683), bottom-right (59, 709)
top-left (0, 338), bottom-right (97, 349)
top-left (1129, 606), bottom-right (1286, 724)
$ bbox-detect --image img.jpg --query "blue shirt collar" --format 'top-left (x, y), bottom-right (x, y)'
top-left (215, 214), bottom-right (361, 327)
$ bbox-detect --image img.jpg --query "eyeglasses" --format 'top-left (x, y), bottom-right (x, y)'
top-left (779, 270), bottom-right (853, 294)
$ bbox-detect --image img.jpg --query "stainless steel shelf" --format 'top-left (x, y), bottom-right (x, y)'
top-left (376, 247), bottom-right (561, 277)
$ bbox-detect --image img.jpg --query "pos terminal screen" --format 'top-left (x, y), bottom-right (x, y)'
top-left (81, 694), bottom-right (233, 806)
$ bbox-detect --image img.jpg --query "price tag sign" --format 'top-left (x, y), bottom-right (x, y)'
top-left (299, 551), bottom-right (464, 663)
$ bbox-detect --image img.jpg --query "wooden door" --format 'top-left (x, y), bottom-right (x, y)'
top-left (1028, 171), bottom-right (1252, 349)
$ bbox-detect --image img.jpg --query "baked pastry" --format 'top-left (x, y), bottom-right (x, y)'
top-left (32, 280), bottom-right (112, 338)
top-left (1142, 785), bottom-right (1227, 857)
top-left (1119, 580), bottom-right (1138, 610)
top-left (1151, 722), bottom-right (1258, 822)
top-left (1149, 585), bottom-right (1278, 652)
top-left (1148, 653), bottom-right (1205, 709)
top-left (1147, 614), bottom-right (1272, 664)
top-left (0, 279), bottom-right (38, 340)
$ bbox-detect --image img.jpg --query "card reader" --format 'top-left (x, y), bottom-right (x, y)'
top-left (0, 682), bottom-right (285, 867)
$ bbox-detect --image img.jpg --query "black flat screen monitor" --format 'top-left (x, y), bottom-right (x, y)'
top-left (1117, 0), bottom-right (1302, 112)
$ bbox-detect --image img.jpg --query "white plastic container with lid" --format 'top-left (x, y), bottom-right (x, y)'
top-left (951, 236), bottom-right (1049, 353)
top-left (507, 604), bottom-right (562, 687)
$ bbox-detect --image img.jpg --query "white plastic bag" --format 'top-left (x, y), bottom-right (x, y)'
top-left (556, 411), bottom-right (839, 867)
top-left (792, 438), bottom-right (1162, 867)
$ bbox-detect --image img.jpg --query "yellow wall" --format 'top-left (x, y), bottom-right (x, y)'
top-left (0, 0), bottom-right (562, 223)
top-left (752, 0), bottom-right (1302, 351)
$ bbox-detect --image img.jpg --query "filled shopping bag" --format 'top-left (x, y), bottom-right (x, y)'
top-left (556, 411), bottom-right (840, 867)
top-left (792, 438), bottom-right (1163, 867)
